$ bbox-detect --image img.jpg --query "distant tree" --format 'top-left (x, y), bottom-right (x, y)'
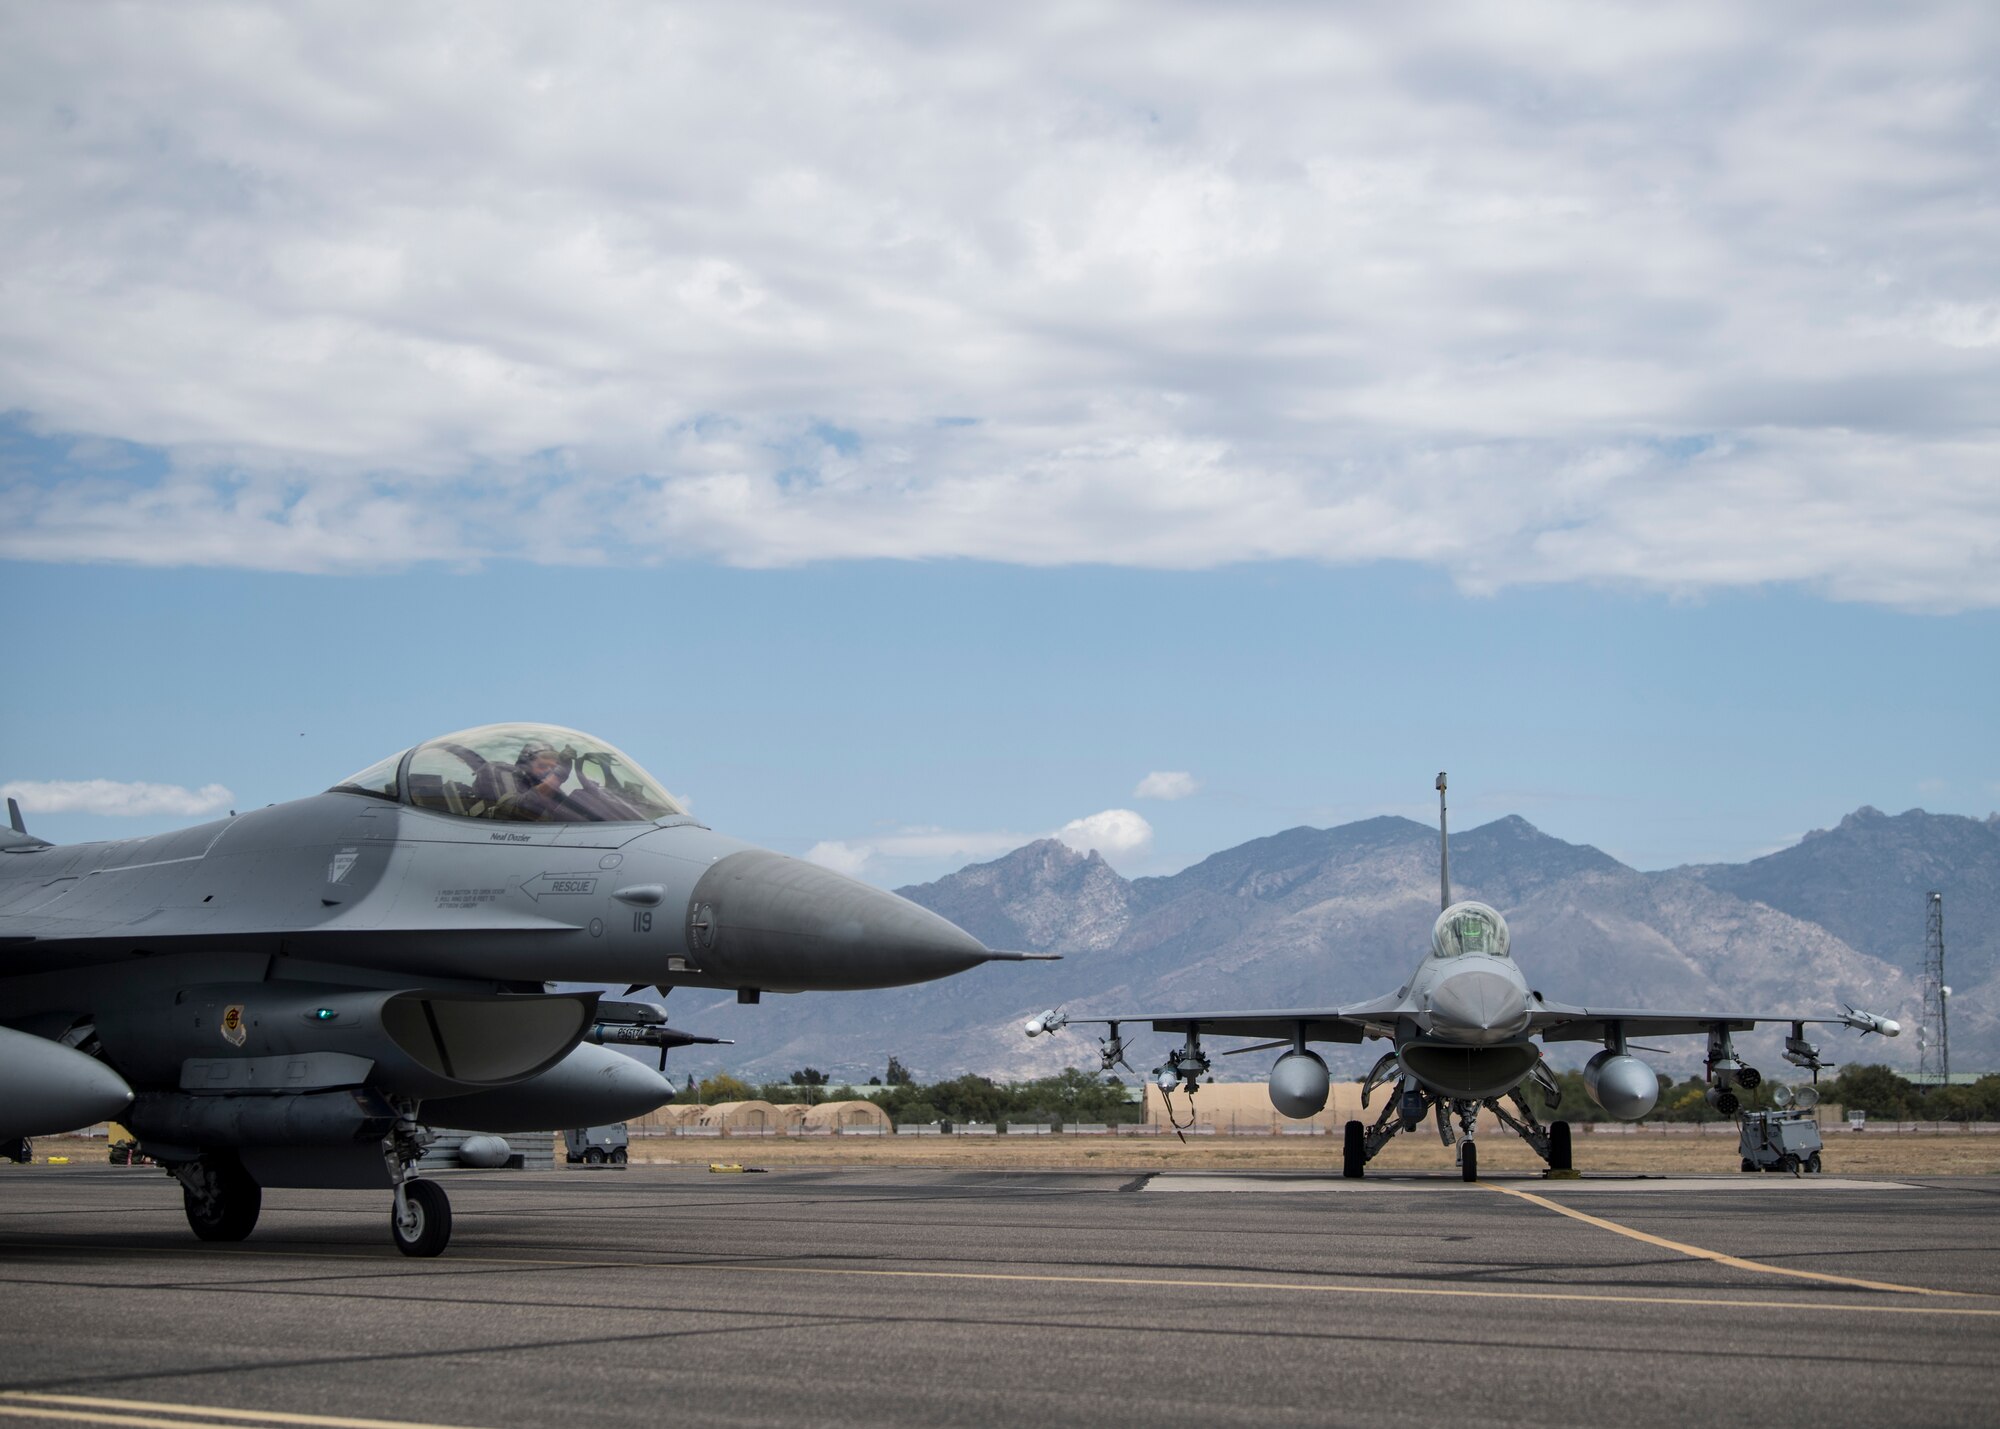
top-left (1826, 1064), bottom-right (1915, 1119)
top-left (698, 1072), bottom-right (753, 1104)
top-left (790, 1067), bottom-right (830, 1105)
top-left (868, 1075), bottom-right (883, 1086)
top-left (885, 1055), bottom-right (914, 1086)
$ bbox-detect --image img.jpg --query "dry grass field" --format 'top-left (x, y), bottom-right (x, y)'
top-left (15, 1129), bottom-right (1996, 1179)
top-left (625, 1127), bottom-right (2000, 1176)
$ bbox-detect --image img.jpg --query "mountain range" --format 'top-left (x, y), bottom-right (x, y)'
top-left (666, 806), bottom-right (1999, 1085)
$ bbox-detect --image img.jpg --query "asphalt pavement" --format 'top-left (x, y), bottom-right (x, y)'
top-left (2, 1162), bottom-right (1996, 1428)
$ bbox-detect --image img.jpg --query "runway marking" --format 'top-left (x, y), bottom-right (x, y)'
top-left (8, 1239), bottom-right (1999, 1320)
top-left (1478, 1183), bottom-right (1965, 1298)
top-left (0, 1396), bottom-right (491, 1429)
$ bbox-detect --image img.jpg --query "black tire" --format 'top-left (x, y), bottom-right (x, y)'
top-left (391, 1180), bottom-right (452, 1258)
top-left (1461, 1141), bottom-right (1478, 1182)
top-left (1806, 1152), bottom-right (1823, 1174)
top-left (584, 1147), bottom-right (607, 1165)
top-left (1777, 1153), bottom-right (1799, 1175)
top-left (1741, 1158), bottom-right (1758, 1173)
top-left (1548, 1121), bottom-right (1572, 1172)
top-left (183, 1158), bottom-right (261, 1243)
top-left (610, 1147), bottom-right (628, 1165)
top-left (1342, 1120), bottom-right (1365, 1179)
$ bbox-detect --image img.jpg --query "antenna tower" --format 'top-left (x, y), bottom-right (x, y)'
top-left (1918, 891), bottom-right (1948, 1085)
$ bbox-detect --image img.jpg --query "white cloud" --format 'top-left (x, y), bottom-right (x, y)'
top-left (1, 779), bottom-right (234, 818)
top-left (1056, 809), bottom-right (1154, 858)
top-left (2, 4), bottom-right (1997, 608)
top-left (808, 808), bottom-right (1155, 877)
top-left (804, 840), bottom-right (873, 877)
top-left (1134, 771), bottom-right (1198, 801)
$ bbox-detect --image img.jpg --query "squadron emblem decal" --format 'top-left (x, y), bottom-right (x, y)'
top-left (327, 848), bottom-right (359, 884)
top-left (219, 1003), bottom-right (247, 1048)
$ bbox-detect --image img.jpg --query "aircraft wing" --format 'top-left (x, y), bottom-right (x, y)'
top-left (1037, 994), bottom-right (1407, 1046)
top-left (1530, 1001), bottom-right (1899, 1041)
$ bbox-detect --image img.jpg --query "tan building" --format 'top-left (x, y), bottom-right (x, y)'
top-left (799, 1100), bottom-right (892, 1133)
top-left (1144, 1080), bottom-right (1369, 1133)
top-left (692, 1099), bottom-right (786, 1133)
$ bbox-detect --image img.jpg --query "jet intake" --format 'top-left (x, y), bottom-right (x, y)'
top-left (1267, 1050), bottom-right (1330, 1119)
top-left (1584, 1051), bottom-right (1660, 1121)
top-left (0, 1026), bottom-right (134, 1140)
top-left (1395, 1040), bottom-right (1541, 1100)
top-left (418, 1043), bottom-right (675, 1132)
top-left (93, 986), bottom-right (596, 1099)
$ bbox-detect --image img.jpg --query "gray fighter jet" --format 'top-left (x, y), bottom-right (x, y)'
top-left (1025, 774), bottom-right (1899, 1179)
top-left (1, 722), bottom-right (1032, 1254)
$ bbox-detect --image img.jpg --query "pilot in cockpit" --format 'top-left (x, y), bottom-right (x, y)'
top-left (475, 743), bottom-right (580, 822)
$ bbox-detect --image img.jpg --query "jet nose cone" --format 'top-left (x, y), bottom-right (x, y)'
top-left (685, 849), bottom-right (992, 991)
top-left (1427, 969), bottom-right (1531, 1043)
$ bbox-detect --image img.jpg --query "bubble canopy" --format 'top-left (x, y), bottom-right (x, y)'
top-left (1432, 901), bottom-right (1511, 960)
top-left (331, 723), bottom-right (686, 825)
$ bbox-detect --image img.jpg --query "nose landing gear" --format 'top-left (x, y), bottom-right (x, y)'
top-left (391, 1178), bottom-right (452, 1257)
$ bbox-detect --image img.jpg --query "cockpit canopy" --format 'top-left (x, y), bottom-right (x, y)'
top-left (1432, 901), bottom-right (1510, 960)
top-left (331, 723), bottom-right (686, 825)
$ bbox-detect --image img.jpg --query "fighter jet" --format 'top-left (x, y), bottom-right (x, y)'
top-left (1, 722), bottom-right (1034, 1254)
top-left (1025, 773), bottom-right (1899, 1179)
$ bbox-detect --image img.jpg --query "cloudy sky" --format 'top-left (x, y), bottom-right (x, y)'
top-left (3, 2), bottom-right (1995, 881)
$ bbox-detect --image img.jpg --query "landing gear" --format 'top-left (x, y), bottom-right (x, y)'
top-left (1343, 1120), bottom-right (1365, 1178)
top-left (1547, 1120), bottom-right (1571, 1173)
top-left (3, 1137), bottom-right (29, 1164)
top-left (391, 1179), bottom-right (452, 1257)
top-left (1460, 1141), bottom-right (1477, 1182)
top-left (176, 1154), bottom-right (262, 1242)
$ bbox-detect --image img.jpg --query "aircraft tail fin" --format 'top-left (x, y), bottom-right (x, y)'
top-left (1435, 772), bottom-right (1450, 911)
top-left (2, 798), bottom-right (52, 850)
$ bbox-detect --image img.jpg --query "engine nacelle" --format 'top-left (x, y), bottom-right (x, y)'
top-left (419, 1043), bottom-right (675, 1132)
top-left (1267, 1050), bottom-right (1330, 1119)
top-left (1584, 1050), bottom-right (1660, 1120)
top-left (0, 1026), bottom-right (134, 1139)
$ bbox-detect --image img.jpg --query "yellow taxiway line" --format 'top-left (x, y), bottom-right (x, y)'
top-left (1478, 1182), bottom-right (1968, 1297)
top-left (0, 1396), bottom-right (489, 1429)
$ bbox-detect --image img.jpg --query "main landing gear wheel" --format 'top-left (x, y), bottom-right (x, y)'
top-left (1342, 1120), bottom-right (1365, 1179)
top-left (1547, 1120), bottom-right (1572, 1173)
top-left (183, 1157), bottom-right (262, 1243)
top-left (1460, 1142), bottom-right (1477, 1182)
top-left (391, 1179), bottom-right (452, 1258)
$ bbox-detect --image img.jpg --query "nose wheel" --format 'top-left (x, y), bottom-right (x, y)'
top-left (391, 1179), bottom-right (452, 1257)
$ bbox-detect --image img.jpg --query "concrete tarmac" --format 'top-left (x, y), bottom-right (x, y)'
top-left (2, 1164), bottom-right (1997, 1429)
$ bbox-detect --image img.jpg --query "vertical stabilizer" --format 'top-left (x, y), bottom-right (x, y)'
top-left (1435, 772), bottom-right (1450, 911)
top-left (6, 798), bottom-right (22, 836)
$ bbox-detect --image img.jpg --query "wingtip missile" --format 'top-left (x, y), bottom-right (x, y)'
top-left (1842, 1006), bottom-right (1901, 1037)
top-left (1023, 1007), bottom-right (1068, 1038)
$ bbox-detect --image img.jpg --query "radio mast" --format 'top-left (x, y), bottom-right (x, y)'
top-left (1918, 892), bottom-right (1949, 1085)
